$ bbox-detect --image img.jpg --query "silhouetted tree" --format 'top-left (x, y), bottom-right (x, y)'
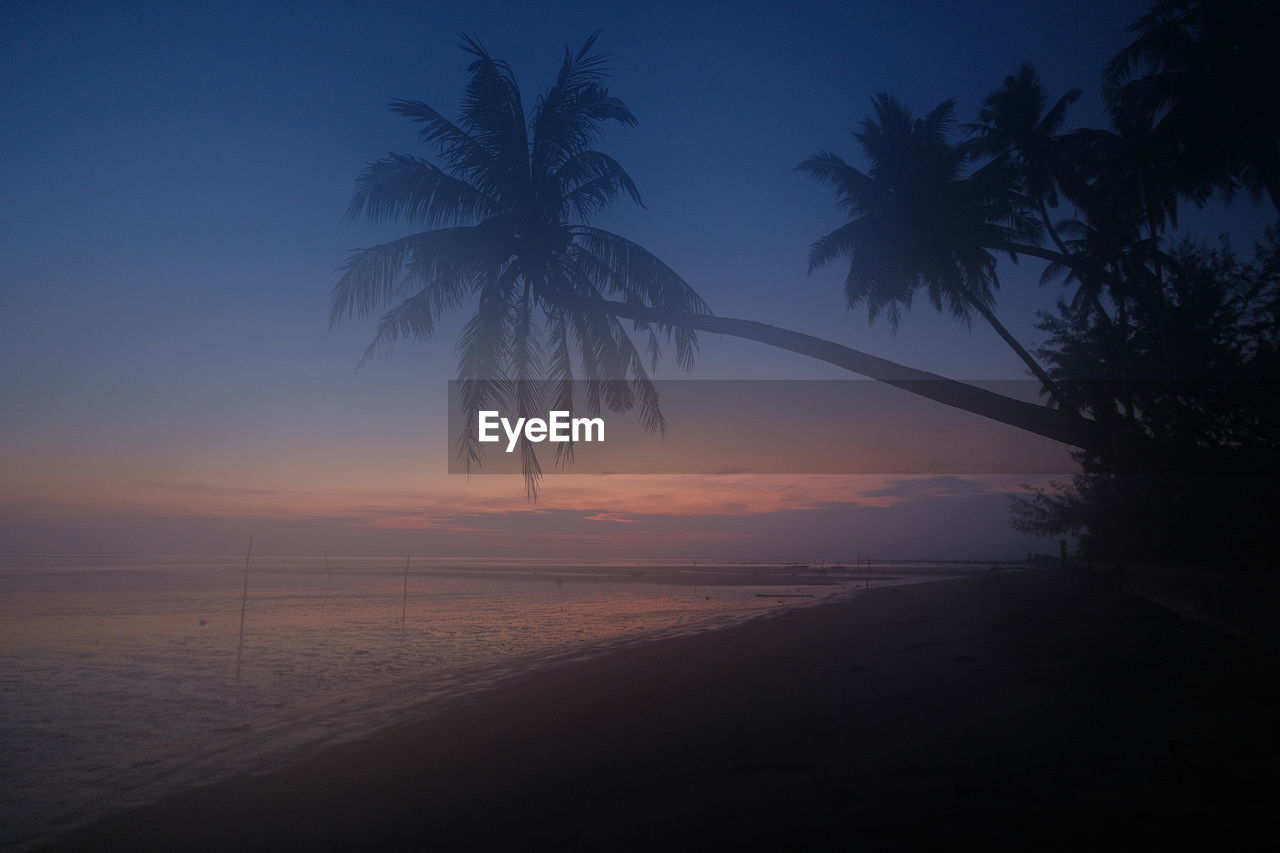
top-left (797, 95), bottom-right (1066, 402)
top-left (1012, 229), bottom-right (1280, 563)
top-left (1106, 0), bottom-right (1280, 214)
top-left (1006, 1), bottom-right (1280, 564)
top-left (331, 34), bottom-right (708, 495)
top-left (967, 64), bottom-right (1142, 397)
top-left (966, 62), bottom-right (1084, 253)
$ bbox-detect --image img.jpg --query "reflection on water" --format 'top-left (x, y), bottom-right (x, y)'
top-left (0, 554), bottom-right (999, 847)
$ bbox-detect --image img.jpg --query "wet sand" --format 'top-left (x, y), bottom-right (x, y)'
top-left (44, 569), bottom-right (1280, 850)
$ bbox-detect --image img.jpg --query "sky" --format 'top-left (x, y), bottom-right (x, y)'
top-left (1, 0), bottom-right (1270, 559)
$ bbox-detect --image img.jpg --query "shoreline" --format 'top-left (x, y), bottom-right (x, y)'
top-left (3, 567), bottom-right (872, 850)
top-left (42, 569), bottom-right (1280, 850)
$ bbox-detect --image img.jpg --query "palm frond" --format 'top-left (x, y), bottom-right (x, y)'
top-left (346, 153), bottom-right (499, 226)
top-left (456, 34), bottom-right (529, 202)
top-left (572, 227), bottom-right (707, 312)
top-left (388, 99), bottom-right (504, 195)
top-left (572, 227), bottom-right (705, 369)
top-left (330, 227), bottom-right (486, 327)
top-left (454, 271), bottom-right (516, 476)
top-left (530, 33), bottom-right (635, 181)
top-left (618, 330), bottom-right (666, 435)
top-left (807, 218), bottom-right (873, 274)
top-left (358, 289), bottom-right (436, 367)
top-left (794, 151), bottom-right (880, 215)
top-left (555, 150), bottom-right (642, 220)
top-left (1041, 88), bottom-right (1082, 136)
top-left (546, 310), bottom-right (577, 468)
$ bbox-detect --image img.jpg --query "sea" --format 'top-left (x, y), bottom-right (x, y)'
top-left (0, 554), bottom-right (1013, 848)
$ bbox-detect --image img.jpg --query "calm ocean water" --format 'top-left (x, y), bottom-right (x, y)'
top-left (0, 554), bottom-right (1002, 848)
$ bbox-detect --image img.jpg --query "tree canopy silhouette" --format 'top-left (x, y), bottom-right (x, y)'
top-left (1012, 230), bottom-right (1280, 563)
top-left (331, 33), bottom-right (708, 495)
top-left (797, 94), bottom-right (1066, 401)
top-left (1106, 0), bottom-right (1280, 214)
top-left (966, 62), bottom-right (1084, 253)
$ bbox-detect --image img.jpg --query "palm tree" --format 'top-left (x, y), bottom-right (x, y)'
top-left (966, 62), bottom-right (1084, 254)
top-left (331, 34), bottom-right (708, 495)
top-left (797, 94), bottom-right (1066, 401)
top-left (1067, 98), bottom-right (1188, 395)
top-left (1075, 97), bottom-right (1188, 249)
top-left (1106, 0), bottom-right (1280, 215)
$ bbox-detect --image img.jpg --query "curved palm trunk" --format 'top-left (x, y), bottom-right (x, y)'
top-left (1034, 200), bottom-right (1116, 333)
top-left (990, 241), bottom-right (1067, 266)
top-left (986, 237), bottom-right (1146, 415)
top-left (1010, 221), bottom-right (1122, 341)
top-left (592, 300), bottom-right (1109, 451)
top-left (1037, 199), bottom-right (1071, 256)
top-left (957, 290), bottom-right (1066, 407)
top-left (1003, 232), bottom-right (1138, 420)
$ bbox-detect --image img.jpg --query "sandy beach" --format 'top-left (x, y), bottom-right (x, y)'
top-left (39, 568), bottom-right (1279, 851)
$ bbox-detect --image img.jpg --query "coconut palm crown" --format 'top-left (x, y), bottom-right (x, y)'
top-left (797, 94), bottom-right (1063, 398)
top-left (965, 63), bottom-right (1084, 245)
top-left (330, 34), bottom-right (708, 495)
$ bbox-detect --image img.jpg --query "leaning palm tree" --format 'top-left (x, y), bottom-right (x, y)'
top-left (797, 94), bottom-right (1066, 402)
top-left (331, 34), bottom-right (708, 495)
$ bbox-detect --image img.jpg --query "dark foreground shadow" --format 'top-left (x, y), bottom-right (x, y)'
top-left (44, 570), bottom-right (1280, 851)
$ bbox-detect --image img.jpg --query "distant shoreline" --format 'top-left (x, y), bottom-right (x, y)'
top-left (43, 569), bottom-right (1280, 850)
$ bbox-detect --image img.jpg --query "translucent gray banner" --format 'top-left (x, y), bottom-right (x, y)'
top-left (447, 380), bottom-right (1082, 475)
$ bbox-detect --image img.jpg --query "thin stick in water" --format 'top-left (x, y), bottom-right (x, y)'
top-left (235, 536), bottom-right (253, 684)
top-left (401, 556), bottom-right (409, 632)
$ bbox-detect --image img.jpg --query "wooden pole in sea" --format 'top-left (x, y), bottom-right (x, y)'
top-left (401, 556), bottom-right (409, 632)
top-left (235, 537), bottom-right (253, 685)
